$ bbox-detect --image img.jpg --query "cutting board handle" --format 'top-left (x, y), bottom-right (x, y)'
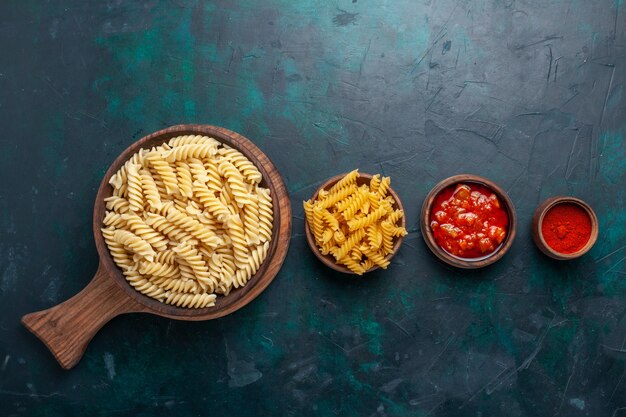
top-left (21, 262), bottom-right (144, 369)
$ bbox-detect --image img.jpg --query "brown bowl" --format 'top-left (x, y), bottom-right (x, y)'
top-left (304, 173), bottom-right (406, 274)
top-left (420, 174), bottom-right (517, 269)
top-left (21, 124), bottom-right (291, 369)
top-left (531, 196), bottom-right (598, 260)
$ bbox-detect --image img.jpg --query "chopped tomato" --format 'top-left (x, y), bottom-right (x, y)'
top-left (430, 183), bottom-right (508, 258)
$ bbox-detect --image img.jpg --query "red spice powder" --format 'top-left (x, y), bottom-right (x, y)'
top-left (541, 203), bottom-right (592, 254)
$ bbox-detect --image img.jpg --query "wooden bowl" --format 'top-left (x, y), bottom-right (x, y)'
top-left (531, 196), bottom-right (598, 260)
top-left (420, 174), bottom-right (517, 269)
top-left (304, 173), bottom-right (406, 274)
top-left (21, 124), bottom-right (291, 369)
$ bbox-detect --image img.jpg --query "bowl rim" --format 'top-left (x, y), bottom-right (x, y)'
top-left (531, 196), bottom-right (598, 260)
top-left (93, 124), bottom-right (291, 320)
top-left (304, 172), bottom-right (406, 274)
top-left (420, 174), bottom-right (517, 269)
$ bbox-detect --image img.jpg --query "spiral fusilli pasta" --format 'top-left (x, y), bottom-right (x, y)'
top-left (303, 170), bottom-right (406, 275)
top-left (146, 151), bottom-right (179, 195)
top-left (218, 146), bottom-right (263, 184)
top-left (257, 188), bottom-right (273, 244)
top-left (102, 135), bottom-right (274, 308)
top-left (218, 159), bottom-right (256, 207)
top-left (233, 242), bottom-right (270, 288)
top-left (164, 141), bottom-right (218, 163)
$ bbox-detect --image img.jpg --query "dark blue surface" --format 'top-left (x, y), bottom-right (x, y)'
top-left (1, 1), bottom-right (625, 416)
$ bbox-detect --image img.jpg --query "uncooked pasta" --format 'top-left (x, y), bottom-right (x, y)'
top-left (304, 170), bottom-right (406, 275)
top-left (102, 135), bottom-right (273, 308)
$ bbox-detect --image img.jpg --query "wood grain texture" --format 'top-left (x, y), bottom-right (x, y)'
top-left (531, 196), bottom-right (599, 260)
top-left (21, 262), bottom-right (145, 370)
top-left (22, 124), bottom-right (291, 369)
top-left (304, 173), bottom-right (406, 274)
top-left (420, 174), bottom-right (517, 269)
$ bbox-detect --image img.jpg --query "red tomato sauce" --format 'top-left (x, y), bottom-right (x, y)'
top-left (430, 183), bottom-right (509, 258)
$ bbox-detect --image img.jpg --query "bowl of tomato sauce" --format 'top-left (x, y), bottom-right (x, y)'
top-left (420, 174), bottom-right (517, 269)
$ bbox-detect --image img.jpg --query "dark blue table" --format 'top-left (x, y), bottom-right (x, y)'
top-left (1, 1), bottom-right (625, 416)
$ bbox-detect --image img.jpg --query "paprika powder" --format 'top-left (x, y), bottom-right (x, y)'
top-left (541, 203), bottom-right (592, 254)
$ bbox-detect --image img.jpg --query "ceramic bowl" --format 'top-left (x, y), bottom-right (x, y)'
top-left (304, 173), bottom-right (406, 274)
top-left (531, 196), bottom-right (598, 260)
top-left (420, 174), bottom-right (517, 269)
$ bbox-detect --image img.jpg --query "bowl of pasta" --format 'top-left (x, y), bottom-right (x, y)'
top-left (303, 171), bottom-right (407, 275)
top-left (22, 124), bottom-right (291, 369)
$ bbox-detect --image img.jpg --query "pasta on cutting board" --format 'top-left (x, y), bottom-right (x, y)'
top-left (102, 135), bottom-right (273, 308)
